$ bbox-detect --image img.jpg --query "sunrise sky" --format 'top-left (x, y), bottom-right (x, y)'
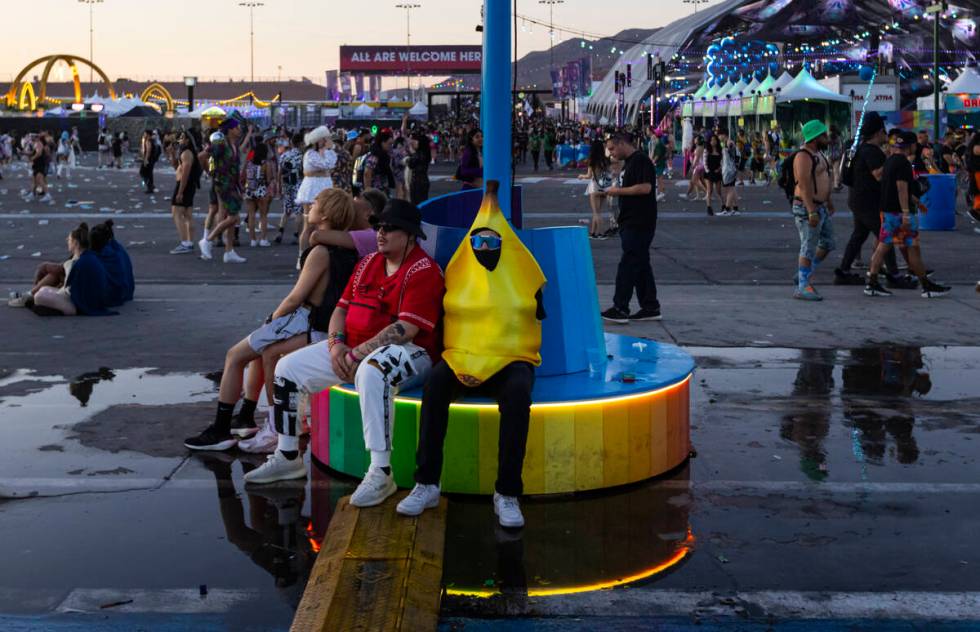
top-left (1, 0), bottom-right (701, 84)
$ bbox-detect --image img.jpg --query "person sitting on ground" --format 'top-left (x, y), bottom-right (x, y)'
top-left (241, 199), bottom-right (445, 503)
top-left (184, 188), bottom-right (361, 452)
top-left (89, 220), bottom-right (135, 306)
top-left (308, 188), bottom-right (388, 259)
top-left (14, 223), bottom-right (114, 316)
top-left (397, 181), bottom-right (546, 529)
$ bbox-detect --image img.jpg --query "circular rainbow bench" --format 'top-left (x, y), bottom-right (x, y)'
top-left (310, 187), bottom-right (695, 495)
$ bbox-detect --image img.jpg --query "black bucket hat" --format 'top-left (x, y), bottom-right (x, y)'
top-left (370, 198), bottom-right (427, 240)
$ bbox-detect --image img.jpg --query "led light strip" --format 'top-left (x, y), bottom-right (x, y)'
top-left (331, 373), bottom-right (691, 411)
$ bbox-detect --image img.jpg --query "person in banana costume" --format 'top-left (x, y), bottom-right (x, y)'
top-left (396, 181), bottom-right (546, 528)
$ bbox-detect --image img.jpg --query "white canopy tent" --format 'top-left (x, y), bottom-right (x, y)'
top-left (776, 69), bottom-right (851, 103)
top-left (353, 103), bottom-right (375, 117)
top-left (409, 101), bottom-right (428, 116)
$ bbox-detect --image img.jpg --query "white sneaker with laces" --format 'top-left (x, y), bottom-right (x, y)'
top-left (258, 239), bottom-right (271, 247)
top-left (243, 451), bottom-right (307, 484)
top-left (493, 492), bottom-right (525, 528)
top-left (238, 416), bottom-right (277, 454)
top-left (198, 238), bottom-right (213, 260)
top-left (223, 250), bottom-right (247, 264)
top-left (249, 239), bottom-right (258, 247)
top-left (396, 484), bottom-right (441, 516)
top-left (350, 466), bottom-right (397, 507)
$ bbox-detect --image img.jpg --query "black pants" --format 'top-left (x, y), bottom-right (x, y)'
top-left (415, 361), bottom-right (534, 496)
top-left (409, 178), bottom-right (430, 206)
top-left (544, 150), bottom-right (553, 170)
top-left (840, 212), bottom-right (898, 275)
top-left (614, 225), bottom-right (660, 313)
top-left (140, 162), bottom-right (155, 192)
top-left (530, 150), bottom-right (540, 171)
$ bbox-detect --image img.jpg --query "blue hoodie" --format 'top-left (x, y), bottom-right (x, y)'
top-left (96, 239), bottom-right (135, 305)
top-left (67, 250), bottom-right (115, 316)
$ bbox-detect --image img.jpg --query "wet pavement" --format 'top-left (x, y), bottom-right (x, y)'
top-left (1, 344), bottom-right (979, 629)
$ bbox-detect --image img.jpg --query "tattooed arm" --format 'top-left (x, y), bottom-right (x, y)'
top-left (350, 320), bottom-right (420, 361)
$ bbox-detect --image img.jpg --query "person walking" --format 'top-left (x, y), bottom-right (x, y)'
top-left (790, 120), bottom-right (835, 301)
top-left (276, 133), bottom-right (304, 245)
top-left (704, 134), bottom-right (723, 215)
top-left (834, 113), bottom-right (906, 287)
top-left (599, 133), bottom-right (662, 324)
top-left (244, 141), bottom-right (273, 247)
top-left (529, 128), bottom-right (542, 172)
top-left (140, 130), bottom-right (159, 194)
top-left (198, 118), bottom-right (251, 264)
top-left (864, 130), bottom-right (951, 298)
top-left (456, 128), bottom-right (483, 190)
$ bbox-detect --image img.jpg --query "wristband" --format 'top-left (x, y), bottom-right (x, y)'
top-left (346, 350), bottom-right (360, 364)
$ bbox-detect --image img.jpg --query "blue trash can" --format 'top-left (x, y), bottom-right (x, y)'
top-left (918, 174), bottom-right (957, 231)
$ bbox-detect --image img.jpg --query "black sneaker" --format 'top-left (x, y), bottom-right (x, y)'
top-left (706, 205), bottom-right (715, 216)
top-left (968, 208), bottom-right (980, 223)
top-left (230, 413), bottom-right (258, 438)
top-left (864, 279), bottom-right (893, 297)
top-left (921, 278), bottom-right (951, 298)
top-left (886, 274), bottom-right (918, 290)
top-left (601, 307), bottom-right (629, 324)
top-left (833, 268), bottom-right (863, 286)
top-left (184, 425), bottom-right (238, 451)
top-left (629, 308), bottom-right (662, 321)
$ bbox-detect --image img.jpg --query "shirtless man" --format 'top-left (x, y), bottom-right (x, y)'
top-left (791, 120), bottom-right (835, 301)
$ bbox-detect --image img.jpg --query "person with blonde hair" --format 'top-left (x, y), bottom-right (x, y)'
top-left (185, 188), bottom-right (360, 451)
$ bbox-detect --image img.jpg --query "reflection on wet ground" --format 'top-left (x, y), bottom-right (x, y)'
top-left (0, 346), bottom-right (979, 626)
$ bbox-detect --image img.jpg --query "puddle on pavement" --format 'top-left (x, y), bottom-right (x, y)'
top-left (0, 347), bottom-right (978, 619)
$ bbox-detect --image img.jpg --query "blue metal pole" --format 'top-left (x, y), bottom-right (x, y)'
top-left (481, 0), bottom-right (512, 219)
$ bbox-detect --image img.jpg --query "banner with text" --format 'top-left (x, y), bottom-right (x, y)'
top-left (339, 45), bottom-right (482, 75)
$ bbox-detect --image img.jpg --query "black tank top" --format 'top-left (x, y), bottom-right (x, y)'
top-left (299, 245), bottom-right (358, 333)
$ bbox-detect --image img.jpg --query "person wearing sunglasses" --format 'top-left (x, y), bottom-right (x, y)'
top-left (397, 181), bottom-right (546, 529)
top-left (245, 199), bottom-right (445, 506)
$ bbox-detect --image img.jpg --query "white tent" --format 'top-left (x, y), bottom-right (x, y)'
top-left (353, 103), bottom-right (374, 117)
top-left (756, 73), bottom-right (777, 96)
top-left (743, 76), bottom-right (761, 95)
top-left (949, 66), bottom-right (980, 93)
top-left (771, 71), bottom-right (795, 93)
top-left (776, 68), bottom-right (851, 103)
top-left (409, 101), bottom-right (428, 116)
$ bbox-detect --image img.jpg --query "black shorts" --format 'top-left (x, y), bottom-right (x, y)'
top-left (751, 159), bottom-right (765, 172)
top-left (208, 186), bottom-right (218, 206)
top-left (32, 159), bottom-right (48, 176)
top-left (706, 171), bottom-right (722, 184)
top-left (172, 182), bottom-right (197, 208)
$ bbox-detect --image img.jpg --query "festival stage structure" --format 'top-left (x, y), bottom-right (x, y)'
top-left (309, 0), bottom-right (695, 496)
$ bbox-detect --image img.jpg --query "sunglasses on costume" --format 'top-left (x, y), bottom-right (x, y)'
top-left (470, 234), bottom-right (502, 249)
top-left (377, 224), bottom-right (404, 234)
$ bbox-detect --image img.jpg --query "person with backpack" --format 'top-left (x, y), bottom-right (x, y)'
top-left (785, 120), bottom-right (836, 301)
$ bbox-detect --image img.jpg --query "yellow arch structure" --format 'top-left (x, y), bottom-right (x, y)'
top-left (5, 54), bottom-right (115, 109)
top-left (18, 82), bottom-right (37, 111)
top-left (140, 83), bottom-right (174, 112)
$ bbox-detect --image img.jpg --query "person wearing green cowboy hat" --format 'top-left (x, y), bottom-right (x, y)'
top-left (790, 120), bottom-right (835, 301)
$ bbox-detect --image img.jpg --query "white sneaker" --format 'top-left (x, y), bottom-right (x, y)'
top-left (198, 238), bottom-right (213, 260)
top-left (656, 192), bottom-right (666, 202)
top-left (258, 239), bottom-right (271, 247)
top-left (350, 466), bottom-right (397, 508)
top-left (396, 484), bottom-right (441, 516)
top-left (238, 416), bottom-right (277, 454)
top-left (249, 239), bottom-right (258, 247)
top-left (223, 250), bottom-right (247, 264)
top-left (493, 492), bottom-right (525, 528)
top-left (243, 450), bottom-right (307, 484)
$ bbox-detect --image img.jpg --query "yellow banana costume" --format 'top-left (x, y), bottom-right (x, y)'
top-left (442, 182), bottom-right (547, 386)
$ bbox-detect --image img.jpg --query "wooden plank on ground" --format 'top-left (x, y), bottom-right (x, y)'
top-left (291, 492), bottom-right (447, 632)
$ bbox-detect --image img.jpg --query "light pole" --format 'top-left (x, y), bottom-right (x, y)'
top-left (78, 0), bottom-right (103, 85)
top-left (396, 3), bottom-right (421, 97)
top-left (184, 76), bottom-right (197, 113)
top-left (925, 1), bottom-right (948, 144)
top-left (682, 0), bottom-right (709, 13)
top-left (239, 1), bottom-right (264, 89)
top-left (538, 0), bottom-right (564, 72)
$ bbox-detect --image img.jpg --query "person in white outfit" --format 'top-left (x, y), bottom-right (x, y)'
top-left (244, 200), bottom-right (445, 511)
top-left (295, 126), bottom-right (337, 267)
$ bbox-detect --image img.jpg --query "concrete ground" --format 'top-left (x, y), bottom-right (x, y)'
top-left (1, 155), bottom-right (980, 630)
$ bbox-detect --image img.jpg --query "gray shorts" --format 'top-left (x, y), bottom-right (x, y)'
top-left (792, 203), bottom-right (835, 261)
top-left (247, 307), bottom-right (311, 353)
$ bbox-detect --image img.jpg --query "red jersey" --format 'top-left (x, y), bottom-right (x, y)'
top-left (338, 244), bottom-right (445, 361)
